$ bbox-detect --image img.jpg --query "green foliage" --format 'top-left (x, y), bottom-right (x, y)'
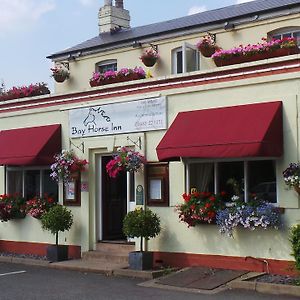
top-left (41, 205), bottom-right (73, 245)
top-left (290, 224), bottom-right (300, 271)
top-left (123, 208), bottom-right (161, 251)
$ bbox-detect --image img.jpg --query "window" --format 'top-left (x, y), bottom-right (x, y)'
top-left (172, 43), bottom-right (199, 74)
top-left (187, 160), bottom-right (277, 203)
top-left (146, 163), bottom-right (169, 206)
top-left (6, 167), bottom-right (58, 200)
top-left (270, 27), bottom-right (300, 46)
top-left (96, 59), bottom-right (117, 73)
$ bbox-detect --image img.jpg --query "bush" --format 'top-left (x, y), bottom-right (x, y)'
top-left (290, 224), bottom-right (300, 271)
top-left (123, 208), bottom-right (161, 252)
top-left (41, 205), bottom-right (73, 246)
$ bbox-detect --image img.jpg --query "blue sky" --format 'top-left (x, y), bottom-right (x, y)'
top-left (0, 0), bottom-right (253, 91)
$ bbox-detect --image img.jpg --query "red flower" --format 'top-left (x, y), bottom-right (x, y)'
top-left (182, 193), bottom-right (191, 202)
top-left (209, 196), bottom-right (216, 202)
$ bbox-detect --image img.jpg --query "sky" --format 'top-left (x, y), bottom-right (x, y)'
top-left (0, 0), bottom-right (254, 91)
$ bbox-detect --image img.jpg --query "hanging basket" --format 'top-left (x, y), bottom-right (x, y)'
top-left (53, 74), bottom-right (68, 83)
top-left (198, 44), bottom-right (218, 58)
top-left (141, 56), bottom-right (157, 67)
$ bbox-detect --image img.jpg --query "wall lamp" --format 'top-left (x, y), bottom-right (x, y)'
top-left (132, 41), bottom-right (142, 48)
top-left (224, 22), bottom-right (235, 31)
top-left (67, 51), bottom-right (82, 61)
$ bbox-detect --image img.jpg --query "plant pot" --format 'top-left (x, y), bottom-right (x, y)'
top-left (46, 245), bottom-right (69, 262)
top-left (53, 74), bottom-right (68, 83)
top-left (141, 57), bottom-right (157, 67)
top-left (198, 44), bottom-right (217, 58)
top-left (128, 251), bottom-right (153, 270)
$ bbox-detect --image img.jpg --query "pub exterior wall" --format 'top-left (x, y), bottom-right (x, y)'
top-left (0, 65), bottom-right (300, 259)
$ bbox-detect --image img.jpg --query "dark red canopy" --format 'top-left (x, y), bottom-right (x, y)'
top-left (0, 124), bottom-right (61, 166)
top-left (156, 102), bottom-right (283, 161)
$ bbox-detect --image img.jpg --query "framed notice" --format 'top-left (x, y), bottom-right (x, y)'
top-left (146, 163), bottom-right (169, 206)
top-left (63, 172), bottom-right (81, 206)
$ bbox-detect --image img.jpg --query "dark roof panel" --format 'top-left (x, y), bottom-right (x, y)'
top-left (48, 0), bottom-right (300, 59)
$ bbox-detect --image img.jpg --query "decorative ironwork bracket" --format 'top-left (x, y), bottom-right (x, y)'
top-left (69, 139), bottom-right (84, 153)
top-left (206, 32), bottom-right (216, 43)
top-left (127, 136), bottom-right (142, 150)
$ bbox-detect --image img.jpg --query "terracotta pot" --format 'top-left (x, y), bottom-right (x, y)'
top-left (141, 56), bottom-right (157, 67)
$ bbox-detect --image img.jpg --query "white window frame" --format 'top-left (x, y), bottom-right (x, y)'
top-left (269, 27), bottom-right (300, 46)
top-left (184, 157), bottom-right (278, 204)
top-left (6, 166), bottom-right (54, 198)
top-left (96, 59), bottom-right (117, 73)
top-left (172, 42), bottom-right (200, 74)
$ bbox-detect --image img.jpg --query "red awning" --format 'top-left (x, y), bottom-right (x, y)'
top-left (156, 102), bottom-right (283, 161)
top-left (0, 124), bottom-right (61, 166)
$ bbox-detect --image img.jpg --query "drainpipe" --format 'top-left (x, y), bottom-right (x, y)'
top-left (245, 256), bottom-right (270, 274)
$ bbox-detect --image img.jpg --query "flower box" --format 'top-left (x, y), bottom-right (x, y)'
top-left (0, 83), bottom-right (50, 102)
top-left (212, 37), bottom-right (299, 67)
top-left (176, 191), bottom-right (226, 227)
top-left (0, 194), bottom-right (26, 222)
top-left (89, 67), bottom-right (146, 87)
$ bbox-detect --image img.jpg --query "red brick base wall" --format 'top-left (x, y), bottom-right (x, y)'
top-left (153, 252), bottom-right (297, 276)
top-left (0, 240), bottom-right (81, 259)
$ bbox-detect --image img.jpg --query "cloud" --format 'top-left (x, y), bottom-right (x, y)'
top-left (0, 0), bottom-right (56, 33)
top-left (78, 0), bottom-right (97, 6)
top-left (188, 5), bottom-right (207, 15)
top-left (236, 0), bottom-right (255, 4)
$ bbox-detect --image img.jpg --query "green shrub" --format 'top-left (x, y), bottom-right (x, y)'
top-left (123, 208), bottom-right (161, 252)
top-left (41, 205), bottom-right (73, 246)
top-left (290, 224), bottom-right (300, 271)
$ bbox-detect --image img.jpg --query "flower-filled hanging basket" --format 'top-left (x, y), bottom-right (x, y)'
top-left (196, 35), bottom-right (220, 58)
top-left (50, 150), bottom-right (88, 185)
top-left (140, 48), bottom-right (159, 67)
top-left (283, 162), bottom-right (300, 195)
top-left (106, 147), bottom-right (146, 178)
top-left (51, 63), bottom-right (70, 83)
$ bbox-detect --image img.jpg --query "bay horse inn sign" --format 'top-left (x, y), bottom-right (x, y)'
top-left (69, 97), bottom-right (167, 138)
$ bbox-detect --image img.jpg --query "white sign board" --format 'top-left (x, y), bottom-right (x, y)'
top-left (69, 97), bottom-right (167, 138)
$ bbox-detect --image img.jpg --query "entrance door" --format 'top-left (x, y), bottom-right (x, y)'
top-left (101, 156), bottom-right (127, 240)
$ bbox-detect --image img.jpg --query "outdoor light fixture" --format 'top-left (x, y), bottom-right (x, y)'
top-left (224, 22), bottom-right (235, 31)
top-left (67, 51), bottom-right (82, 61)
top-left (132, 41), bottom-right (142, 48)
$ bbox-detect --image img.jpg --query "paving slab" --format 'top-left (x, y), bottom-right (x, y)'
top-left (156, 267), bottom-right (248, 290)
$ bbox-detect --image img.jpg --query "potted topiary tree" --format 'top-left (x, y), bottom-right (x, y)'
top-left (41, 204), bottom-right (73, 262)
top-left (123, 208), bottom-right (161, 270)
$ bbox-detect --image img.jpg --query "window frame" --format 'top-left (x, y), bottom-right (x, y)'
top-left (5, 166), bottom-right (58, 200)
top-left (146, 162), bottom-right (169, 207)
top-left (269, 27), bottom-right (300, 46)
top-left (172, 42), bottom-right (200, 74)
top-left (185, 157), bottom-right (278, 204)
top-left (96, 59), bottom-right (117, 74)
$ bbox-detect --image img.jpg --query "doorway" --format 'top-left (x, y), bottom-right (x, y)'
top-left (101, 156), bottom-right (127, 240)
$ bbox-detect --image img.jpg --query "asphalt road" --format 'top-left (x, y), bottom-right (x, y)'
top-left (0, 262), bottom-right (298, 300)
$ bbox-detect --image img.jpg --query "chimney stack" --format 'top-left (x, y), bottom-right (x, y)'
top-left (98, 0), bottom-right (130, 33)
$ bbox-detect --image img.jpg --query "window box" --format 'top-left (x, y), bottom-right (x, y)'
top-left (212, 37), bottom-right (299, 67)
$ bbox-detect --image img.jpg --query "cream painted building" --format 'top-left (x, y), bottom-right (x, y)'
top-left (0, 0), bottom-right (300, 274)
